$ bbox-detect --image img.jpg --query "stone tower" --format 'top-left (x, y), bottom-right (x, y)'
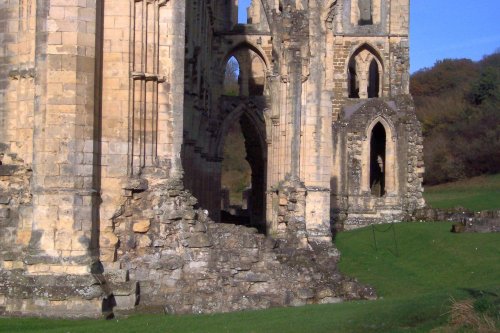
top-left (0, 0), bottom-right (423, 317)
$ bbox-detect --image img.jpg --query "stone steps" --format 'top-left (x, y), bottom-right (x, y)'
top-left (96, 266), bottom-right (138, 313)
top-left (103, 269), bottom-right (138, 311)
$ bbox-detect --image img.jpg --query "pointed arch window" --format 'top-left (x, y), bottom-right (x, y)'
top-left (368, 59), bottom-right (379, 98)
top-left (361, 118), bottom-right (398, 197)
top-left (370, 122), bottom-right (386, 196)
top-left (224, 56), bottom-right (241, 96)
top-left (347, 45), bottom-right (383, 99)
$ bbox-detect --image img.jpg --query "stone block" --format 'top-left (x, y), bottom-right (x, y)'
top-left (132, 219), bottom-right (150, 233)
top-left (100, 231), bottom-right (118, 248)
top-left (155, 255), bottom-right (183, 270)
top-left (114, 293), bottom-right (137, 311)
top-left (187, 233), bottom-right (212, 248)
top-left (104, 270), bottom-right (128, 283)
top-left (16, 230), bottom-right (32, 246)
top-left (0, 196), bottom-right (11, 204)
top-left (137, 234), bottom-right (152, 248)
top-left (297, 288), bottom-right (314, 300)
top-left (0, 208), bottom-right (10, 219)
top-left (0, 165), bottom-right (19, 176)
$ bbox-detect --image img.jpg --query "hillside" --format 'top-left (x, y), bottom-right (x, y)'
top-left (424, 173), bottom-right (500, 211)
top-left (411, 51), bottom-right (500, 184)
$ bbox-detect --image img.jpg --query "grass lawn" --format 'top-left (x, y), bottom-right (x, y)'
top-left (424, 173), bottom-right (500, 211)
top-left (1, 222), bottom-right (499, 333)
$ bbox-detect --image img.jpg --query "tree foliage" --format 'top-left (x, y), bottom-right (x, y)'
top-left (411, 51), bottom-right (500, 184)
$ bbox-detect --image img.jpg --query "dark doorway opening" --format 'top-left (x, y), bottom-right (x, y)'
top-left (220, 112), bottom-right (266, 234)
top-left (370, 122), bottom-right (386, 197)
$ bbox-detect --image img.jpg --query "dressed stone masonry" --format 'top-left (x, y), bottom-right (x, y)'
top-left (0, 0), bottom-right (422, 317)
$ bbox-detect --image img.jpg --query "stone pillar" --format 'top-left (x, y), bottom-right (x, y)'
top-left (29, 0), bottom-right (99, 268)
top-left (238, 52), bottom-right (251, 97)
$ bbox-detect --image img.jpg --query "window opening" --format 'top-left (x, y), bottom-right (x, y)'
top-left (370, 122), bottom-right (386, 197)
top-left (358, 0), bottom-right (373, 25)
top-left (368, 59), bottom-right (379, 98)
top-left (348, 60), bottom-right (359, 98)
top-left (224, 56), bottom-right (240, 96)
top-left (238, 0), bottom-right (250, 23)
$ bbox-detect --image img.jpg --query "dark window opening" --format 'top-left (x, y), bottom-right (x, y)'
top-left (370, 122), bottom-right (386, 197)
top-left (348, 61), bottom-right (359, 98)
top-left (358, 0), bottom-right (373, 25)
top-left (368, 59), bottom-right (379, 98)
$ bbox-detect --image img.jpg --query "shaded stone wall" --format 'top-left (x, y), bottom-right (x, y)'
top-left (182, 0), bottom-right (273, 224)
top-left (332, 98), bottom-right (424, 230)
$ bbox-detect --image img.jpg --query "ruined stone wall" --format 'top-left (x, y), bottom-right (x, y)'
top-left (332, 98), bottom-right (424, 230)
top-left (327, 0), bottom-right (407, 118)
top-left (0, 0), bottom-right (101, 268)
top-left (0, 0), bottom-right (423, 318)
top-left (326, 0), bottom-right (423, 230)
top-left (109, 175), bottom-right (374, 314)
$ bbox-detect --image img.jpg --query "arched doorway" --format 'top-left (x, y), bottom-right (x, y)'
top-left (370, 122), bottom-right (386, 196)
top-left (218, 104), bottom-right (267, 233)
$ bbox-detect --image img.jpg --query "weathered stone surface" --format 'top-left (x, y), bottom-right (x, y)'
top-left (187, 233), bottom-right (212, 248)
top-left (108, 179), bottom-right (375, 314)
top-left (133, 220), bottom-right (151, 233)
top-left (0, 165), bottom-right (20, 176)
top-left (0, 196), bottom-right (10, 204)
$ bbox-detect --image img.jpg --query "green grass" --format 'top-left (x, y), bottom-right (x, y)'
top-left (0, 296), bottom-right (450, 333)
top-left (1, 223), bottom-right (498, 332)
top-left (337, 222), bottom-right (500, 298)
top-left (424, 174), bottom-right (500, 211)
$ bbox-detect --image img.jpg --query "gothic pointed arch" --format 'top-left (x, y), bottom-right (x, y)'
top-left (361, 116), bottom-right (398, 195)
top-left (347, 43), bottom-right (384, 99)
top-left (220, 42), bottom-right (269, 97)
top-left (215, 101), bottom-right (268, 232)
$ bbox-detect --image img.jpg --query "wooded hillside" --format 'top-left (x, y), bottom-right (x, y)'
top-left (411, 51), bottom-right (500, 184)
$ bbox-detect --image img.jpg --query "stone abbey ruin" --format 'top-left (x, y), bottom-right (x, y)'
top-left (0, 0), bottom-right (424, 317)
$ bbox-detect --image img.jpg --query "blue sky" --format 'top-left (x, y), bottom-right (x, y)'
top-left (238, 0), bottom-right (500, 73)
